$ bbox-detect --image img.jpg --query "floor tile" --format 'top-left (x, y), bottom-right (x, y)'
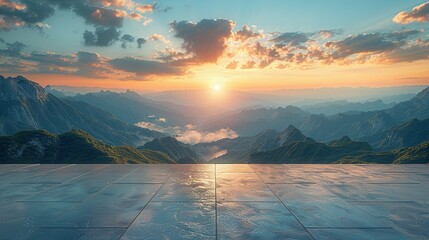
top-left (309, 228), bottom-right (407, 240)
top-left (217, 201), bottom-right (313, 240)
top-left (47, 184), bottom-right (161, 227)
top-left (0, 201), bottom-right (77, 240)
top-left (27, 227), bottom-right (125, 240)
top-left (352, 201), bottom-right (429, 239)
top-left (120, 201), bottom-right (215, 240)
top-left (153, 173), bottom-right (215, 201)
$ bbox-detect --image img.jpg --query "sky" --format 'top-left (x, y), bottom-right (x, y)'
top-left (0, 0), bottom-right (429, 91)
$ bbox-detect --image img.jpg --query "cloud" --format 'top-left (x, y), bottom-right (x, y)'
top-left (393, 2), bottom-right (429, 24)
top-left (176, 127), bottom-right (238, 144)
top-left (0, 0), bottom-right (152, 32)
top-left (317, 29), bottom-right (344, 39)
top-left (270, 32), bottom-right (309, 46)
top-left (74, 4), bottom-right (125, 28)
top-left (377, 43), bottom-right (429, 63)
top-left (225, 60), bottom-right (238, 69)
top-left (0, 40), bottom-right (26, 57)
top-left (169, 18), bottom-right (235, 63)
top-left (149, 33), bottom-right (170, 44)
top-left (241, 60), bottom-right (256, 69)
top-left (235, 25), bottom-right (263, 41)
top-left (137, 37), bottom-right (146, 48)
top-left (136, 3), bottom-right (156, 13)
top-left (325, 33), bottom-right (398, 58)
top-left (128, 12), bottom-right (142, 20)
top-left (385, 29), bottom-right (421, 41)
top-left (83, 27), bottom-right (121, 46)
top-left (325, 31), bottom-right (422, 59)
top-left (135, 121), bottom-right (168, 132)
top-left (0, 0), bottom-right (54, 30)
top-left (135, 122), bottom-right (239, 144)
top-left (75, 51), bottom-right (111, 78)
top-left (0, 0), bottom-right (26, 10)
top-left (98, 0), bottom-right (134, 8)
top-left (109, 57), bottom-right (184, 78)
top-left (120, 33), bottom-right (134, 48)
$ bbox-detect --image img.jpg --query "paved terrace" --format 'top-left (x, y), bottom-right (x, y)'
top-left (0, 164), bottom-right (428, 240)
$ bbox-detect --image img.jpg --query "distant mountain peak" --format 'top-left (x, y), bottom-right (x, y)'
top-left (0, 75), bottom-right (47, 101)
top-left (415, 86), bottom-right (429, 101)
top-left (285, 124), bottom-right (299, 132)
top-left (279, 124), bottom-right (307, 141)
top-left (329, 136), bottom-right (355, 147)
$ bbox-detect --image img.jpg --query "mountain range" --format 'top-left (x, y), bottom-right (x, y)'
top-left (0, 75), bottom-right (163, 146)
top-left (66, 90), bottom-right (194, 126)
top-left (1, 75), bottom-right (428, 164)
top-left (0, 129), bottom-right (174, 164)
top-left (360, 118), bottom-right (429, 151)
top-left (200, 87), bottom-right (429, 143)
top-left (140, 137), bottom-right (203, 164)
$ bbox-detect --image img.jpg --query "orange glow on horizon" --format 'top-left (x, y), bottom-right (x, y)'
top-left (17, 59), bottom-right (429, 92)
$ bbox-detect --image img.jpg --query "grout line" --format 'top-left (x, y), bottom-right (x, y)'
top-left (11, 164), bottom-right (76, 183)
top-left (38, 226), bottom-right (127, 229)
top-left (305, 227), bottom-right (393, 229)
top-left (16, 200), bottom-right (83, 203)
top-left (252, 165), bottom-right (317, 240)
top-left (348, 200), bottom-right (417, 203)
top-left (117, 175), bottom-right (170, 239)
top-left (37, 168), bottom-right (139, 229)
top-left (13, 165), bottom-right (111, 202)
top-left (1, 164), bottom-right (39, 173)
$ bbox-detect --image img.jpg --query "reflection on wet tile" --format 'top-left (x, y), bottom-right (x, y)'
top-left (29, 227), bottom-right (125, 240)
top-left (270, 184), bottom-right (388, 228)
top-left (21, 165), bottom-right (138, 202)
top-left (139, 164), bottom-right (214, 174)
top-left (309, 229), bottom-right (407, 240)
top-left (328, 183), bottom-right (429, 202)
top-left (48, 184), bottom-right (161, 227)
top-left (353, 201), bottom-right (429, 239)
top-left (258, 172), bottom-right (318, 184)
top-left (216, 164), bottom-right (254, 173)
top-left (115, 172), bottom-right (170, 184)
top-left (218, 202), bottom-right (312, 240)
top-left (154, 173), bottom-right (214, 201)
top-left (0, 184), bottom-right (54, 207)
top-left (121, 201), bottom-right (215, 240)
top-left (0, 201), bottom-right (77, 240)
top-left (217, 173), bottom-right (277, 201)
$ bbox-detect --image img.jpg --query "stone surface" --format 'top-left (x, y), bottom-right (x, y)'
top-left (0, 164), bottom-right (427, 239)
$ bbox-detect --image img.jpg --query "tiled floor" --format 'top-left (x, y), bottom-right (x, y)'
top-left (0, 164), bottom-right (428, 240)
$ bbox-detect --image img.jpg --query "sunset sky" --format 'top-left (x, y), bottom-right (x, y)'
top-left (1, 0), bottom-right (429, 91)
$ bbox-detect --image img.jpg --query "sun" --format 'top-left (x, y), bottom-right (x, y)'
top-left (213, 84), bottom-right (221, 92)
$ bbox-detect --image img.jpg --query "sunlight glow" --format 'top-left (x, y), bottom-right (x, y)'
top-left (213, 84), bottom-right (221, 92)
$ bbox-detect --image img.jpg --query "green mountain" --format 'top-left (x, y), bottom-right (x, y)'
top-left (0, 75), bottom-right (164, 146)
top-left (336, 141), bottom-right (429, 164)
top-left (196, 125), bottom-right (314, 163)
top-left (360, 118), bottom-right (429, 151)
top-left (249, 136), bottom-right (372, 164)
top-left (141, 137), bottom-right (202, 163)
top-left (0, 129), bottom-right (174, 164)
